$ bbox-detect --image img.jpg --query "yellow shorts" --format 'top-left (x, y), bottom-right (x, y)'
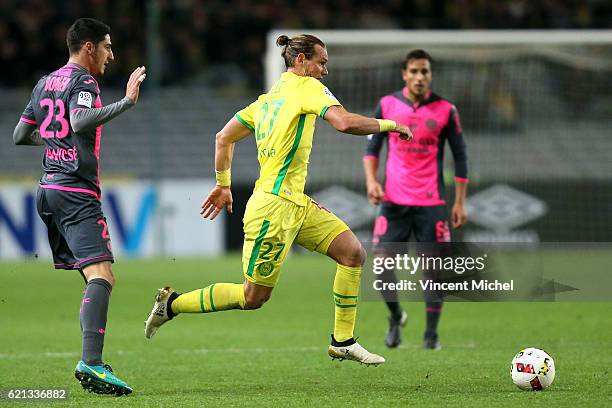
top-left (242, 191), bottom-right (349, 287)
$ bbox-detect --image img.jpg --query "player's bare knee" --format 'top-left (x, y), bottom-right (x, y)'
top-left (245, 299), bottom-right (264, 310)
top-left (243, 282), bottom-right (272, 310)
top-left (244, 292), bottom-right (270, 310)
top-left (359, 245), bottom-right (367, 266)
top-left (92, 271), bottom-right (114, 287)
top-left (82, 261), bottom-right (115, 287)
top-left (328, 231), bottom-right (366, 267)
top-left (342, 242), bottom-right (366, 267)
top-left (104, 270), bottom-right (116, 287)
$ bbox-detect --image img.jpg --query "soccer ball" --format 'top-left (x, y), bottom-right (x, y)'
top-left (510, 348), bottom-right (555, 390)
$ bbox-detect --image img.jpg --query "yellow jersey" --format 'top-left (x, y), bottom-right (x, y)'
top-left (235, 71), bottom-right (341, 206)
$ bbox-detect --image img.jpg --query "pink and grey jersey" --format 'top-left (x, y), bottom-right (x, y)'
top-left (365, 88), bottom-right (468, 206)
top-left (21, 63), bottom-right (104, 199)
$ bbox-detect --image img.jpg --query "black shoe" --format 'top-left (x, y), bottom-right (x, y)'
top-left (423, 332), bottom-right (441, 350)
top-left (384, 311), bottom-right (407, 348)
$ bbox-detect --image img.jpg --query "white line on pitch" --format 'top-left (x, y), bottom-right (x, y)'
top-left (0, 343), bottom-right (478, 360)
top-left (0, 346), bottom-right (321, 360)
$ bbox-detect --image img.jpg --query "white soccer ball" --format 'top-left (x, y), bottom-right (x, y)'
top-left (510, 347), bottom-right (555, 390)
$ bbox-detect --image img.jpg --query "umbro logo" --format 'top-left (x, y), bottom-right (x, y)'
top-left (466, 184), bottom-right (547, 231)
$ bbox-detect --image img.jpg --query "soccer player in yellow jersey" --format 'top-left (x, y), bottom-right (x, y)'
top-left (145, 34), bottom-right (412, 365)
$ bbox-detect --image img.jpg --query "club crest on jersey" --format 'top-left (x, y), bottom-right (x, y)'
top-left (77, 91), bottom-right (93, 108)
top-left (257, 262), bottom-right (274, 277)
top-left (426, 118), bottom-right (438, 130)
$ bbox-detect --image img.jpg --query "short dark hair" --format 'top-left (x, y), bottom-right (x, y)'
top-left (66, 18), bottom-right (111, 55)
top-left (403, 49), bottom-right (433, 69)
top-left (276, 34), bottom-right (325, 69)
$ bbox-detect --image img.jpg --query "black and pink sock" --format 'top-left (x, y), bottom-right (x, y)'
top-left (80, 278), bottom-right (112, 366)
top-left (425, 301), bottom-right (442, 337)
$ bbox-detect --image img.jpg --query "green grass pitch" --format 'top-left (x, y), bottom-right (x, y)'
top-left (1, 254), bottom-right (610, 407)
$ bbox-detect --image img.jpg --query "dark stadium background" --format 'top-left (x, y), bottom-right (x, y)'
top-left (2, 1), bottom-right (611, 89)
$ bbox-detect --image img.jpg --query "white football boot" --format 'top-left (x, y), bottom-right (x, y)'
top-left (328, 340), bottom-right (386, 365)
top-left (144, 286), bottom-right (176, 339)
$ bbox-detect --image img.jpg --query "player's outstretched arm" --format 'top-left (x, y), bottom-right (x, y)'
top-left (70, 66), bottom-right (147, 133)
top-left (324, 105), bottom-right (413, 140)
top-left (200, 117), bottom-right (252, 221)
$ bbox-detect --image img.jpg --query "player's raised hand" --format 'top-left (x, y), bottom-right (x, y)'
top-left (395, 123), bottom-right (413, 141)
top-left (367, 180), bottom-right (385, 205)
top-left (201, 185), bottom-right (233, 220)
top-left (125, 66), bottom-right (146, 104)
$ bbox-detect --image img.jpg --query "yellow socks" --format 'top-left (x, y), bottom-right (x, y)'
top-left (171, 283), bottom-right (246, 314)
top-left (168, 265), bottom-right (361, 342)
top-left (333, 264), bottom-right (361, 342)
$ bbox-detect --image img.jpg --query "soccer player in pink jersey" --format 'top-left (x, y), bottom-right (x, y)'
top-left (13, 18), bottom-right (146, 395)
top-left (363, 49), bottom-right (468, 350)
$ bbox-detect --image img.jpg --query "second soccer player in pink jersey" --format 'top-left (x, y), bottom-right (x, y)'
top-left (363, 49), bottom-right (468, 350)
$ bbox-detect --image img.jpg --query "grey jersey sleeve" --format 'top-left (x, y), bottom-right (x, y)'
top-left (70, 96), bottom-right (135, 133)
top-left (13, 121), bottom-right (43, 146)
